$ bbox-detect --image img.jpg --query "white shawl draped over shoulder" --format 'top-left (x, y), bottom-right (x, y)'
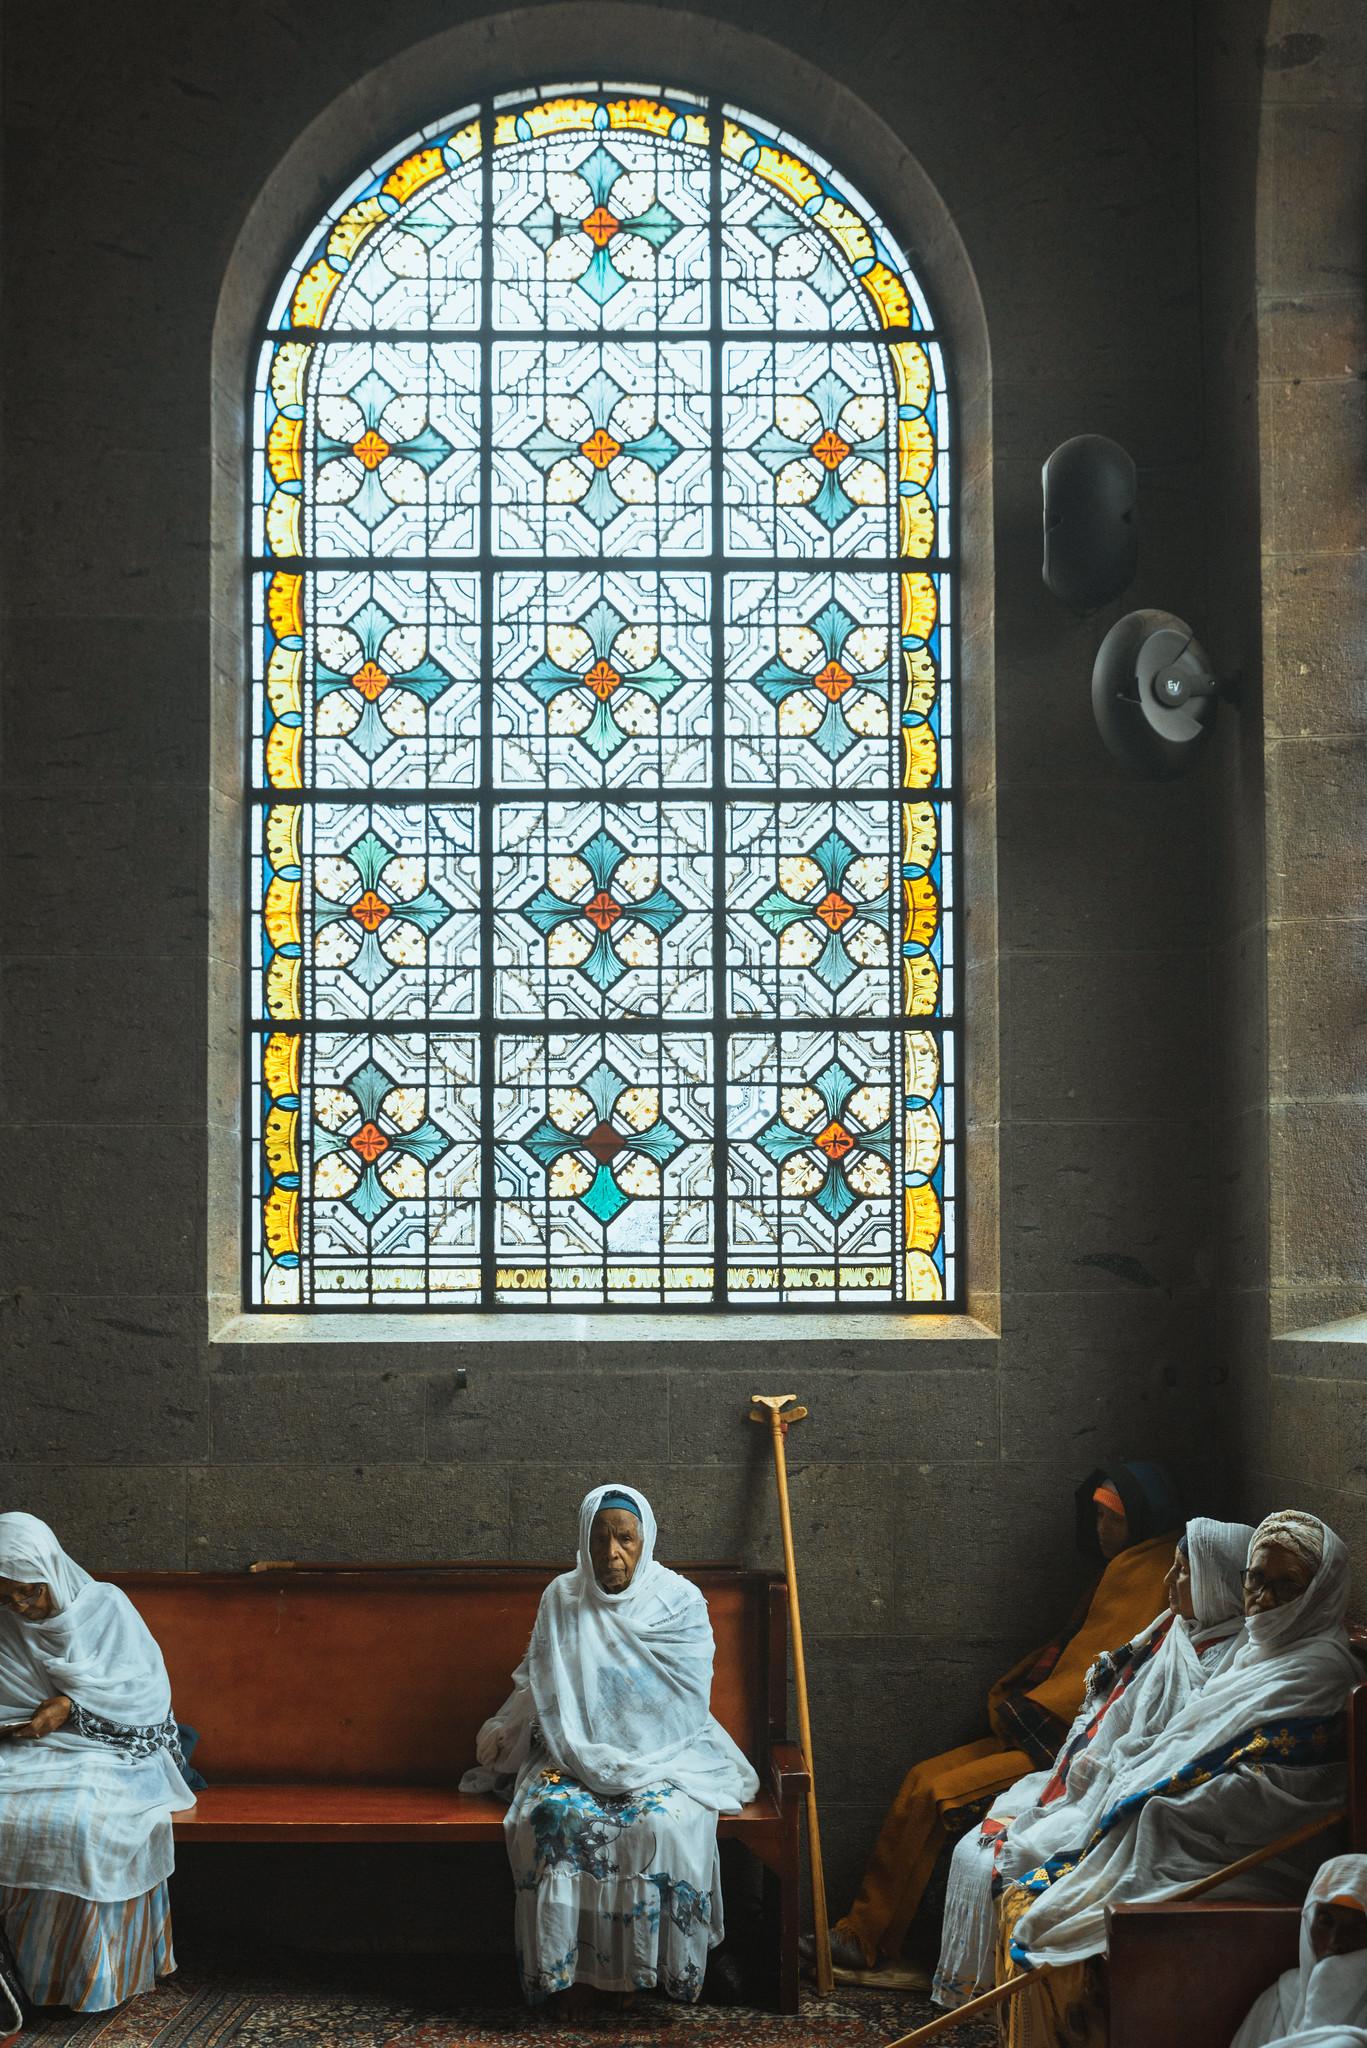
top-left (1000, 1517), bottom-right (1253, 1872)
top-left (1007, 1516), bottom-right (1358, 1972)
top-left (0, 1512), bottom-right (195, 1901)
top-left (1232, 1854), bottom-right (1367, 2048)
top-left (476, 1485), bottom-right (759, 1814)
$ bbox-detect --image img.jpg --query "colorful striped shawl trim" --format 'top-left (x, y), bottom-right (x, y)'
top-left (1006, 1709), bottom-right (1345, 1963)
top-left (1039, 1615), bottom-right (1177, 1806)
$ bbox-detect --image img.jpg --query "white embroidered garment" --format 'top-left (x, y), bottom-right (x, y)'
top-left (0, 1514), bottom-right (194, 1902)
top-left (1231, 1855), bottom-right (1367, 2048)
top-left (478, 1485), bottom-right (758, 2004)
top-left (932, 1517), bottom-right (1252, 2010)
top-left (1005, 1515), bottom-right (1357, 1973)
top-left (477, 1483), bottom-right (758, 1813)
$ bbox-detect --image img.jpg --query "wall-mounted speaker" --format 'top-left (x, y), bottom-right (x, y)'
top-left (1092, 609), bottom-right (1219, 779)
top-left (1042, 434), bottom-right (1137, 612)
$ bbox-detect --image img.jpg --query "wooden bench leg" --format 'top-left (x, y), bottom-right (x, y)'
top-left (758, 1861), bottom-right (797, 2014)
top-left (754, 1806), bottom-right (801, 2013)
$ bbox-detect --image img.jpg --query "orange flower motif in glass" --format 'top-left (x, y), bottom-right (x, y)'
top-left (814, 1119), bottom-right (856, 1161)
top-left (352, 660), bottom-right (390, 702)
top-left (814, 890), bottom-right (855, 932)
top-left (811, 427), bottom-right (851, 470)
top-left (350, 889), bottom-right (392, 933)
top-left (348, 1120), bottom-right (390, 1163)
top-left (352, 429), bottom-right (391, 470)
top-left (582, 205), bottom-right (621, 248)
top-left (580, 427), bottom-right (622, 469)
top-left (813, 660), bottom-right (854, 701)
top-left (585, 890), bottom-right (623, 931)
top-left (585, 659), bottom-right (622, 701)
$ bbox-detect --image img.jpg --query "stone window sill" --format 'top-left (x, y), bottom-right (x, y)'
top-left (1277, 1312), bottom-right (1367, 1345)
top-left (1272, 1311), bottom-right (1367, 1374)
top-left (210, 1309), bottom-right (999, 1348)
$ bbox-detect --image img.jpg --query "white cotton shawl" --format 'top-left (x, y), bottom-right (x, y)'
top-left (1231, 1855), bottom-right (1367, 2048)
top-left (931, 1521), bottom-right (1253, 2015)
top-left (1006, 1515), bottom-right (1358, 1971)
top-left (0, 1513), bottom-right (195, 1901)
top-left (999, 1518), bottom-right (1254, 1876)
top-left (476, 1485), bottom-right (759, 1814)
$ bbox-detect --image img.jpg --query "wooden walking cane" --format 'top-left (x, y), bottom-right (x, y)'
top-left (749, 1393), bottom-right (834, 1997)
top-left (880, 1805), bottom-right (1350, 2048)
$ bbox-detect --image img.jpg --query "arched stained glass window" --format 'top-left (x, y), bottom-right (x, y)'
top-left (248, 84), bottom-right (957, 1312)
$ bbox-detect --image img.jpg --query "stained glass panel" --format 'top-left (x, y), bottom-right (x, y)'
top-left (251, 569), bottom-right (482, 792)
top-left (494, 1031), bottom-right (715, 1302)
top-left (492, 569), bottom-right (711, 788)
top-left (723, 570), bottom-right (945, 791)
top-left (490, 339), bottom-right (711, 557)
top-left (247, 83), bottom-right (958, 1312)
top-left (726, 1028), bottom-right (948, 1301)
top-left (492, 125), bottom-right (713, 332)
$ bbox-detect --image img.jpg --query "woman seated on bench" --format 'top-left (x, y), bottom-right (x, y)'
top-left (0, 1513), bottom-right (195, 2014)
top-left (1232, 1852), bottom-right (1367, 2047)
top-left (476, 1484), bottom-right (758, 2013)
top-left (824, 1456), bottom-right (1183, 1974)
top-left (932, 1513), bottom-right (1252, 2011)
top-left (994, 1509), bottom-right (1358, 2048)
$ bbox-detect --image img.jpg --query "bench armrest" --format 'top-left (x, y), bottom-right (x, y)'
top-left (770, 1741), bottom-right (809, 1808)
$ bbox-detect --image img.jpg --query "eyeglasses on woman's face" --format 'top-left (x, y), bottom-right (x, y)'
top-left (0, 1578), bottom-right (52, 1621)
top-left (1241, 1565), bottom-right (1311, 1607)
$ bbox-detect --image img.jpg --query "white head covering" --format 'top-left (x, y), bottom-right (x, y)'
top-left (0, 1512), bottom-right (194, 1901)
top-left (1008, 1512), bottom-right (1358, 1973)
top-left (1232, 1855), bottom-right (1367, 2048)
top-left (1253, 1511), bottom-right (1327, 1573)
top-left (1246, 1513), bottom-right (1347, 1660)
top-left (1188, 1515), bottom-right (1256, 1639)
top-left (518, 1484), bottom-right (759, 1813)
top-left (0, 1512), bottom-right (172, 1725)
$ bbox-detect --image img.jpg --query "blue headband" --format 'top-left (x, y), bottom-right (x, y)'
top-left (597, 1491), bottom-right (641, 1520)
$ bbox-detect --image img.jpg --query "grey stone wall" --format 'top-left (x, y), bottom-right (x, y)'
top-left (1, 0), bottom-right (1228, 1907)
top-left (1201, 0), bottom-right (1367, 1566)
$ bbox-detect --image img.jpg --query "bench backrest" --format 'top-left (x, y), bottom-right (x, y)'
top-left (112, 1565), bottom-right (788, 1787)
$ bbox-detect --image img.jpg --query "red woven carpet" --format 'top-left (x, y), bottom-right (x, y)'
top-left (14, 1956), bottom-right (999, 2047)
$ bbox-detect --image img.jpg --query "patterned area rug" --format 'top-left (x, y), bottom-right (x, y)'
top-left (13, 1955), bottom-right (999, 2047)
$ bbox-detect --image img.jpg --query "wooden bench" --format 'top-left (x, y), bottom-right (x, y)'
top-left (1109, 1679), bottom-right (1367, 2048)
top-left (113, 1564), bottom-right (809, 2012)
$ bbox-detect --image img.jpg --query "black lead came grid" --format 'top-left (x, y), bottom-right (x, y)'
top-left (244, 89), bottom-right (959, 1311)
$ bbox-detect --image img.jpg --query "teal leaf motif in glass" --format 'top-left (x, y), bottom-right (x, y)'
top-left (521, 826), bottom-right (685, 992)
top-left (521, 1058), bottom-right (686, 1225)
top-left (524, 597), bottom-right (685, 762)
top-left (312, 1056), bottom-right (453, 1224)
top-left (754, 1058), bottom-right (893, 1222)
top-left (750, 826), bottom-right (890, 991)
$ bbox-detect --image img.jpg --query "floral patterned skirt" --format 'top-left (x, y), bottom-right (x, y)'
top-left (505, 1765), bottom-right (723, 2004)
top-left (0, 1880), bottom-right (173, 2012)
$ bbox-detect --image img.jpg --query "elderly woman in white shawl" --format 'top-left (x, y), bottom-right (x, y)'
top-left (1232, 1853), bottom-right (1367, 2048)
top-left (931, 1515), bottom-right (1252, 2011)
top-left (993, 1509), bottom-right (1358, 2048)
top-left (0, 1514), bottom-right (195, 2014)
top-left (477, 1485), bottom-right (758, 2012)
